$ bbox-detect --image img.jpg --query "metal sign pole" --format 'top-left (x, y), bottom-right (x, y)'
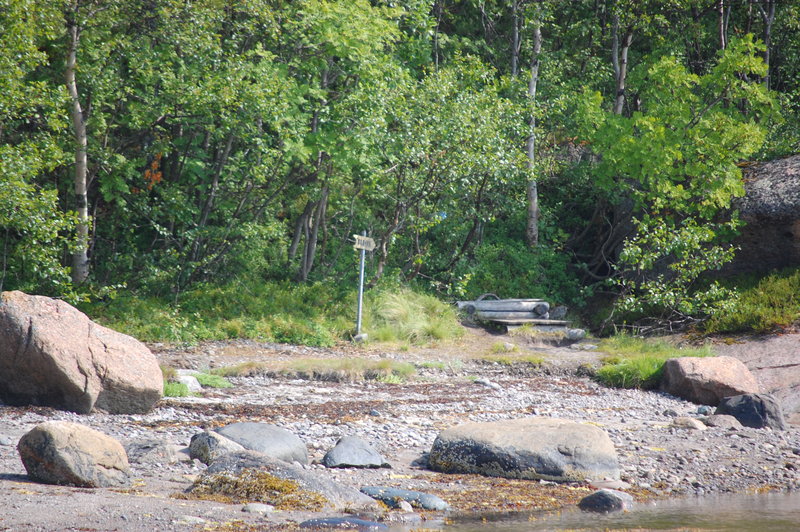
top-left (352, 231), bottom-right (375, 342)
top-left (356, 232), bottom-right (366, 336)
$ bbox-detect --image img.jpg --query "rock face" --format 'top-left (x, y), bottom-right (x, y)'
top-left (713, 334), bottom-right (800, 425)
top-left (17, 421), bottom-right (131, 488)
top-left (727, 154), bottom-right (800, 275)
top-left (322, 436), bottom-right (389, 469)
top-left (189, 431), bottom-right (246, 465)
top-left (715, 393), bottom-right (788, 430)
top-left (0, 291), bottom-right (163, 414)
top-left (661, 356), bottom-right (760, 406)
top-left (428, 418), bottom-right (620, 482)
top-left (215, 422), bottom-right (308, 464)
top-left (205, 451), bottom-right (378, 511)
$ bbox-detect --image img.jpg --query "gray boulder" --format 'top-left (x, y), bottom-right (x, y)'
top-left (204, 450), bottom-right (378, 511)
top-left (428, 418), bottom-right (620, 482)
top-left (578, 489), bottom-right (634, 513)
top-left (17, 421), bottom-right (130, 488)
top-left (715, 393), bottom-right (787, 430)
top-left (216, 422), bottom-right (308, 464)
top-left (322, 436), bottom-right (389, 469)
top-left (125, 440), bottom-right (182, 465)
top-left (661, 356), bottom-right (760, 406)
top-left (189, 430), bottom-right (246, 465)
top-left (360, 486), bottom-right (449, 510)
top-left (0, 291), bottom-right (162, 414)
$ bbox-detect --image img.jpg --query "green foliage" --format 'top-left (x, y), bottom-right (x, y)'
top-left (579, 36), bottom-right (777, 327)
top-left (366, 288), bottom-right (463, 344)
top-left (194, 373), bottom-right (233, 389)
top-left (163, 381), bottom-right (191, 397)
top-left (595, 335), bottom-right (715, 389)
top-left (703, 268), bottom-right (800, 334)
top-left (82, 278), bottom-right (350, 346)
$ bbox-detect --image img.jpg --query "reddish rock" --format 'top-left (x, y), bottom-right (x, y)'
top-left (0, 291), bottom-right (162, 414)
top-left (661, 356), bottom-right (760, 406)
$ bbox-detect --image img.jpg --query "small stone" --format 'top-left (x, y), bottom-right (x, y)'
top-left (242, 503), bottom-right (274, 514)
top-left (663, 409), bottom-right (679, 417)
top-left (360, 486), bottom-right (449, 511)
top-left (299, 517), bottom-right (387, 530)
top-left (474, 378), bottom-right (502, 391)
top-left (0, 435), bottom-right (14, 446)
top-left (671, 417), bottom-right (707, 430)
top-left (566, 328), bottom-right (586, 341)
top-left (397, 500), bottom-right (414, 512)
top-left (697, 405), bottom-right (713, 415)
top-left (369, 409), bottom-right (381, 417)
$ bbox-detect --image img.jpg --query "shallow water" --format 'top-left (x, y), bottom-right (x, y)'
top-left (445, 491), bottom-right (800, 531)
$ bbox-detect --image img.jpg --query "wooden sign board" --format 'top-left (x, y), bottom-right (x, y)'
top-left (353, 235), bottom-right (376, 251)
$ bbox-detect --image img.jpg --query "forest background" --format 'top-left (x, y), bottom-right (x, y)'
top-left (2, 0), bottom-right (799, 345)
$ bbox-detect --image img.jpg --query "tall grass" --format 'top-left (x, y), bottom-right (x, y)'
top-left (80, 279), bottom-right (352, 346)
top-left (366, 288), bottom-right (463, 344)
top-left (704, 267), bottom-right (800, 334)
top-left (595, 335), bottom-right (715, 389)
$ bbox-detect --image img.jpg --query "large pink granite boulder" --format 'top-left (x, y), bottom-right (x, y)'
top-left (0, 291), bottom-right (162, 414)
top-left (661, 356), bottom-right (760, 406)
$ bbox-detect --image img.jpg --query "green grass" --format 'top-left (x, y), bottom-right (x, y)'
top-left (366, 288), bottom-right (463, 344)
top-left (80, 279), bottom-right (355, 346)
top-left (595, 335), bottom-right (715, 389)
top-left (163, 381), bottom-right (192, 397)
top-left (703, 267), bottom-right (800, 334)
top-left (80, 279), bottom-right (464, 348)
top-left (210, 358), bottom-right (416, 383)
top-left (194, 373), bottom-right (233, 388)
top-left (477, 353), bottom-right (546, 366)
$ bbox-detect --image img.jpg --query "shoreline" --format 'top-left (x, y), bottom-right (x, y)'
top-left (1, 336), bottom-right (798, 530)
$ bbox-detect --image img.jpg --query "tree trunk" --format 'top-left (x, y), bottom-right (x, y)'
top-left (66, 6), bottom-right (90, 285)
top-left (611, 15), bottom-right (633, 116)
top-left (511, 1), bottom-right (520, 77)
top-left (758, 0), bottom-right (776, 89)
top-left (525, 22), bottom-right (542, 247)
top-left (717, 0), bottom-right (726, 50)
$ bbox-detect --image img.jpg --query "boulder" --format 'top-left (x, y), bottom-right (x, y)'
top-left (661, 356), bottom-right (760, 406)
top-left (0, 291), bottom-right (162, 414)
top-left (189, 430), bottom-right (246, 465)
top-left (578, 489), bottom-right (634, 513)
top-left (428, 418), bottom-right (620, 482)
top-left (701, 414), bottom-right (744, 430)
top-left (360, 486), bottom-right (449, 510)
top-left (322, 436), bottom-right (389, 469)
top-left (203, 450), bottom-right (378, 511)
top-left (125, 440), bottom-right (182, 465)
top-left (17, 421), bottom-right (130, 488)
top-left (713, 333), bottom-right (800, 423)
top-left (177, 375), bottom-right (202, 393)
top-left (215, 422), bottom-right (308, 464)
top-left (715, 393), bottom-right (787, 430)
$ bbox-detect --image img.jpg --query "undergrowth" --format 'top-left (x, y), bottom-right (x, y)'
top-left (703, 267), bottom-right (800, 334)
top-left (595, 335), bottom-right (715, 389)
top-left (366, 288), bottom-right (463, 344)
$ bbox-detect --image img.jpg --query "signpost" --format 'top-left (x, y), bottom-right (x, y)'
top-left (353, 232), bottom-right (375, 341)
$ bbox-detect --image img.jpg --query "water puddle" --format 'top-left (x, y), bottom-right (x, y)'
top-left (443, 491), bottom-right (800, 531)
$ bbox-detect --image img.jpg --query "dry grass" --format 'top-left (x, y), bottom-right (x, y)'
top-left (211, 358), bottom-right (416, 383)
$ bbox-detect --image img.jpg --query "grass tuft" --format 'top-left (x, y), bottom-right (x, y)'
top-left (163, 381), bottom-right (191, 397)
top-left (595, 334), bottom-right (715, 389)
top-left (194, 373), bottom-right (233, 388)
top-left (367, 288), bottom-right (462, 344)
top-left (477, 353), bottom-right (546, 366)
